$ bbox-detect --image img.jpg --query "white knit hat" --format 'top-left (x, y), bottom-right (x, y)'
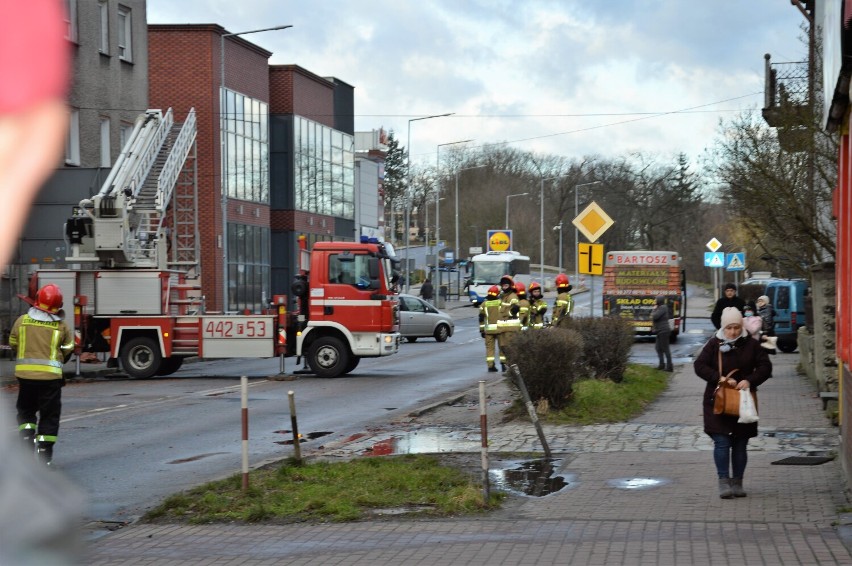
top-left (720, 307), bottom-right (743, 329)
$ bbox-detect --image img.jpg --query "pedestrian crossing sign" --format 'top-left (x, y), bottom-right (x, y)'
top-left (704, 252), bottom-right (724, 268)
top-left (726, 252), bottom-right (746, 271)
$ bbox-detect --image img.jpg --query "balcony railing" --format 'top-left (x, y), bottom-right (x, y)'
top-left (762, 53), bottom-right (811, 128)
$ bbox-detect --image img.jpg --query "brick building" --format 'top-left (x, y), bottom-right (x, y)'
top-left (148, 24), bottom-right (359, 313)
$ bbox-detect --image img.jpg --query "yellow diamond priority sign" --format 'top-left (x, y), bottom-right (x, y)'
top-left (572, 201), bottom-right (614, 243)
top-left (706, 237), bottom-right (722, 252)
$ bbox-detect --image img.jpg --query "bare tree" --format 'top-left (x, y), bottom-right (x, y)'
top-left (710, 109), bottom-right (836, 276)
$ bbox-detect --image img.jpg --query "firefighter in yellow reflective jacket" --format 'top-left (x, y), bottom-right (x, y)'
top-left (479, 285), bottom-right (503, 372)
top-left (527, 281), bottom-right (548, 329)
top-left (515, 282), bottom-right (531, 330)
top-left (551, 273), bottom-right (575, 328)
top-left (496, 275), bottom-right (520, 374)
top-left (9, 284), bottom-right (74, 466)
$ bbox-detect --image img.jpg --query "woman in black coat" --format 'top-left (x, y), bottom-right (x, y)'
top-left (694, 307), bottom-right (772, 499)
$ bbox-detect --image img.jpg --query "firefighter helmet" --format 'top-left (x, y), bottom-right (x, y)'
top-left (529, 281), bottom-right (542, 293)
top-left (499, 274), bottom-right (515, 289)
top-left (35, 284), bottom-right (63, 313)
top-left (514, 282), bottom-right (526, 296)
top-left (487, 285), bottom-right (500, 298)
top-left (555, 273), bottom-right (571, 290)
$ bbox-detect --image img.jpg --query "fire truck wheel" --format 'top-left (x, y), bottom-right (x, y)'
top-left (120, 336), bottom-right (163, 379)
top-left (343, 356), bottom-right (360, 375)
top-left (307, 336), bottom-right (350, 378)
top-left (157, 356), bottom-right (184, 376)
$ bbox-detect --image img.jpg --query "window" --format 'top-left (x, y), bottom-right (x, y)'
top-left (117, 5), bottom-right (132, 61)
top-left (221, 88), bottom-right (269, 204)
top-left (65, 109), bottom-right (80, 166)
top-left (98, 1), bottom-right (109, 54)
top-left (64, 0), bottom-right (78, 42)
top-left (119, 122), bottom-right (134, 151)
top-left (329, 254), bottom-right (371, 287)
top-left (226, 223), bottom-right (270, 312)
top-left (100, 117), bottom-right (111, 167)
top-left (293, 116), bottom-right (355, 220)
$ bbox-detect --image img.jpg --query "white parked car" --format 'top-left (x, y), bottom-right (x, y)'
top-left (397, 294), bottom-right (455, 343)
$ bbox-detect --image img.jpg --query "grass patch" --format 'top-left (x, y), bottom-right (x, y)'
top-left (143, 454), bottom-right (503, 524)
top-left (542, 363), bottom-right (670, 425)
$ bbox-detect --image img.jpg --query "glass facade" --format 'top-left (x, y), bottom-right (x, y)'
top-left (222, 88), bottom-right (269, 203)
top-left (227, 223), bottom-right (270, 313)
top-left (293, 116), bottom-right (354, 218)
top-left (221, 88), bottom-right (270, 312)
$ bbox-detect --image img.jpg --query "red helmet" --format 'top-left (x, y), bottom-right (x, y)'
top-left (487, 285), bottom-right (500, 298)
top-left (514, 282), bottom-right (526, 295)
top-left (529, 281), bottom-right (542, 293)
top-left (35, 284), bottom-right (63, 313)
top-left (499, 274), bottom-right (515, 289)
top-left (555, 273), bottom-right (570, 289)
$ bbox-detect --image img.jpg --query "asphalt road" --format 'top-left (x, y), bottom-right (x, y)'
top-left (2, 285), bottom-right (716, 530)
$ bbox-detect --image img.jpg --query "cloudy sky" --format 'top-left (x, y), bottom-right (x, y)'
top-left (147, 1), bottom-right (808, 168)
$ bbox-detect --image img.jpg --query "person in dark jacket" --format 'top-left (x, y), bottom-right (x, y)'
top-left (419, 278), bottom-right (434, 303)
top-left (755, 295), bottom-right (775, 335)
top-left (710, 283), bottom-right (746, 329)
top-left (694, 307), bottom-right (772, 499)
top-left (651, 295), bottom-right (673, 371)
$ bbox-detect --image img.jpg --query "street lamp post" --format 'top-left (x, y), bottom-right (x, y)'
top-left (553, 221), bottom-right (563, 272)
top-left (436, 139), bottom-right (473, 258)
top-left (455, 165), bottom-right (486, 269)
top-left (405, 113), bottom-right (453, 293)
top-left (220, 24), bottom-right (292, 312)
top-left (505, 192), bottom-right (529, 231)
top-left (573, 180), bottom-right (603, 285)
top-left (538, 172), bottom-right (571, 283)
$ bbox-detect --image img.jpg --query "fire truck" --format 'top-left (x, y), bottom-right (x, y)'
top-left (29, 108), bottom-right (400, 379)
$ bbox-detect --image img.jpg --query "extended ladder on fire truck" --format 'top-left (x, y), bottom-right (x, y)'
top-left (65, 108), bottom-right (198, 274)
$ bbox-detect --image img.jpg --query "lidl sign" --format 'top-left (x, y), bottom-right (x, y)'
top-left (487, 230), bottom-right (512, 252)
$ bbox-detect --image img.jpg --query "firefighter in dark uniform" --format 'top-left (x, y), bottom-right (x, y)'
top-left (9, 284), bottom-right (74, 466)
top-left (551, 273), bottom-right (574, 328)
top-left (527, 281), bottom-right (548, 329)
top-left (479, 285), bottom-right (502, 372)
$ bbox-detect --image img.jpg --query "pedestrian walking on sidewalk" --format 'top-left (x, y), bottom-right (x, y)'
top-left (419, 278), bottom-right (434, 303)
top-left (694, 307), bottom-right (772, 499)
top-left (651, 295), bottom-right (673, 371)
top-left (710, 283), bottom-right (746, 329)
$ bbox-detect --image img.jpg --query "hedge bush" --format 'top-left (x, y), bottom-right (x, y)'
top-left (502, 327), bottom-right (585, 411)
top-left (563, 316), bottom-right (633, 383)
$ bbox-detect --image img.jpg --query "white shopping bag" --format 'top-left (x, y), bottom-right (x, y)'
top-left (738, 388), bottom-right (759, 423)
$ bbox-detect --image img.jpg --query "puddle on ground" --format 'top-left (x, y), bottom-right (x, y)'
top-left (362, 429), bottom-right (481, 456)
top-left (490, 459), bottom-right (569, 497)
top-left (274, 430), bottom-right (332, 445)
top-left (606, 477), bottom-right (670, 490)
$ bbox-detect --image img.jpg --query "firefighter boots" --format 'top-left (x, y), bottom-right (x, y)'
top-left (36, 442), bottom-right (54, 467)
top-left (487, 366), bottom-right (498, 372)
top-left (20, 429), bottom-right (35, 451)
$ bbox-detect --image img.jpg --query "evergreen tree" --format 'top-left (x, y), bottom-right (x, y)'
top-left (383, 131), bottom-right (407, 243)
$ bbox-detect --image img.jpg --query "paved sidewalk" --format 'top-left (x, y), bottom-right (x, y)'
top-left (83, 317), bottom-right (852, 564)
